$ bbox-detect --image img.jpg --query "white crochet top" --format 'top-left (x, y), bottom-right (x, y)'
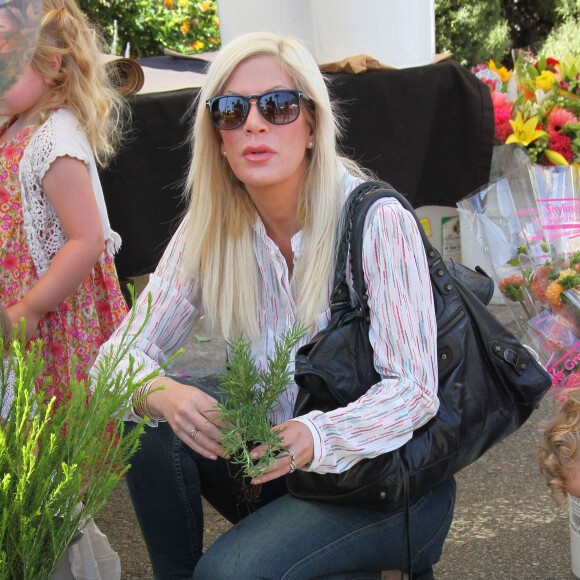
top-left (19, 108), bottom-right (121, 277)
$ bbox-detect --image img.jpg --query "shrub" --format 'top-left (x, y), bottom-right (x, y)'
top-left (0, 293), bottom-right (174, 578)
top-left (540, 0), bottom-right (580, 58)
top-left (78, 0), bottom-right (220, 58)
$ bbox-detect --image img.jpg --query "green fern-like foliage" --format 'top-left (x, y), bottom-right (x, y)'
top-left (0, 290), bottom-right (172, 579)
top-left (217, 323), bottom-right (307, 478)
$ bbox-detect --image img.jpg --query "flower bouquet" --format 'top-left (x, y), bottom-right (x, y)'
top-left (458, 164), bottom-right (580, 399)
top-left (473, 53), bottom-right (580, 166)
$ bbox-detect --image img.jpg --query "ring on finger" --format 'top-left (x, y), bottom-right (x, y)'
top-left (190, 427), bottom-right (199, 438)
top-left (288, 460), bottom-right (296, 474)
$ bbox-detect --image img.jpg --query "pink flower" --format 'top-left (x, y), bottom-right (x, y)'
top-left (1, 145), bottom-right (17, 158)
top-left (3, 255), bottom-right (17, 269)
top-left (96, 300), bottom-right (111, 317)
top-left (471, 63), bottom-right (487, 74)
top-left (103, 275), bottom-right (117, 291)
top-left (480, 77), bottom-right (499, 91)
top-left (491, 91), bottom-right (510, 108)
top-left (49, 342), bottom-right (65, 357)
top-left (548, 108), bottom-right (579, 134)
top-left (491, 91), bottom-right (513, 143)
top-left (0, 187), bottom-right (9, 203)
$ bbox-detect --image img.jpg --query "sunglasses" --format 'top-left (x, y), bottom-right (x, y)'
top-left (206, 90), bottom-right (311, 130)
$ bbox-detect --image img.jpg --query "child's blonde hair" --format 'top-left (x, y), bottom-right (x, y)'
top-left (32, 0), bottom-right (125, 166)
top-left (536, 388), bottom-right (580, 501)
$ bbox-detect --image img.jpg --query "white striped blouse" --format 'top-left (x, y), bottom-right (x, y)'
top-left (93, 171), bottom-right (439, 475)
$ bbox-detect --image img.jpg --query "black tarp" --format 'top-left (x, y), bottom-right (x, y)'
top-left (100, 57), bottom-right (494, 279)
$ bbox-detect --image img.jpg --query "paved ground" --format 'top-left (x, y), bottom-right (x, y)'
top-left (95, 279), bottom-right (576, 579)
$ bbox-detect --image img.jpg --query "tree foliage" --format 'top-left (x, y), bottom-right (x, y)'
top-left (435, 0), bottom-right (512, 66)
top-left (540, 0), bottom-right (580, 58)
top-left (76, 0), bottom-right (580, 66)
top-left (77, 0), bottom-right (220, 58)
top-left (501, 0), bottom-right (558, 53)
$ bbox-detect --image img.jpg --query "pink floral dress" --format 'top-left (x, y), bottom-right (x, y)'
top-left (0, 123), bottom-right (128, 408)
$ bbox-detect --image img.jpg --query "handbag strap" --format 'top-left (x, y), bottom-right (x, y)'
top-left (329, 181), bottom-right (396, 313)
top-left (337, 181), bottom-right (442, 580)
top-left (348, 184), bottom-right (451, 311)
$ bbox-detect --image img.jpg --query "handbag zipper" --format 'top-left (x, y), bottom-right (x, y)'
top-left (437, 310), bottom-right (464, 338)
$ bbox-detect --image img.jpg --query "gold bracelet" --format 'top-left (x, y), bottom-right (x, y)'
top-left (132, 378), bottom-right (167, 422)
top-left (132, 384), bottom-right (149, 420)
top-left (132, 383), bottom-right (149, 420)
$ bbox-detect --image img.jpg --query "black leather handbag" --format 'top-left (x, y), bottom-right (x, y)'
top-left (288, 180), bottom-right (552, 511)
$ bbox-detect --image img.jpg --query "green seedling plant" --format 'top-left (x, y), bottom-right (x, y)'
top-left (217, 323), bottom-right (306, 479)
top-left (0, 288), bottom-right (180, 579)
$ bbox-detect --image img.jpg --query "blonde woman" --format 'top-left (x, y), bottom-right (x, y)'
top-left (0, 0), bottom-right (127, 409)
top-left (96, 32), bottom-right (455, 579)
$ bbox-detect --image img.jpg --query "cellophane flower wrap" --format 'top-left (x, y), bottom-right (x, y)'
top-left (458, 164), bottom-right (580, 400)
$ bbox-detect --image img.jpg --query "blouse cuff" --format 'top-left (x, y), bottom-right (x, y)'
top-left (290, 412), bottom-right (326, 471)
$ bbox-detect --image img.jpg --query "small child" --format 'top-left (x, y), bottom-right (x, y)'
top-left (0, 0), bottom-right (127, 408)
top-left (536, 387), bottom-right (580, 500)
top-left (0, 1), bottom-right (127, 576)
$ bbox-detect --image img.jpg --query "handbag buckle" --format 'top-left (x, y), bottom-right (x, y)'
top-left (491, 341), bottom-right (528, 373)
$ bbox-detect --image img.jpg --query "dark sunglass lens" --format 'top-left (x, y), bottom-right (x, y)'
top-left (258, 91), bottom-right (300, 125)
top-left (211, 96), bottom-right (248, 129)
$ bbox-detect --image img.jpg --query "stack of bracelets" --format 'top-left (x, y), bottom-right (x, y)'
top-left (132, 378), bottom-right (167, 422)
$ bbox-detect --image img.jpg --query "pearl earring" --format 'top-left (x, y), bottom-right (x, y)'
top-left (222, 151), bottom-right (227, 156)
top-left (307, 142), bottom-right (313, 149)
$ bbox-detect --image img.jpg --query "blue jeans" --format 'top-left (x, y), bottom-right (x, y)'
top-left (124, 418), bottom-right (456, 580)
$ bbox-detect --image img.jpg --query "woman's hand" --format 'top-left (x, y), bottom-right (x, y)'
top-left (146, 377), bottom-right (228, 460)
top-left (250, 420), bottom-right (314, 485)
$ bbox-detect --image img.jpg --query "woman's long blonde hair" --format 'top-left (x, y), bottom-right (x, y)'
top-left (536, 388), bottom-right (580, 501)
top-left (32, 0), bottom-right (125, 166)
top-left (183, 32), bottom-right (367, 339)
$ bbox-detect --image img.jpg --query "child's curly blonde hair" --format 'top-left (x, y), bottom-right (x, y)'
top-left (32, 0), bottom-right (126, 166)
top-left (536, 387), bottom-right (580, 502)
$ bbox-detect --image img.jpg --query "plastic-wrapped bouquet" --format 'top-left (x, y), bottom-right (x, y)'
top-left (458, 164), bottom-right (580, 399)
